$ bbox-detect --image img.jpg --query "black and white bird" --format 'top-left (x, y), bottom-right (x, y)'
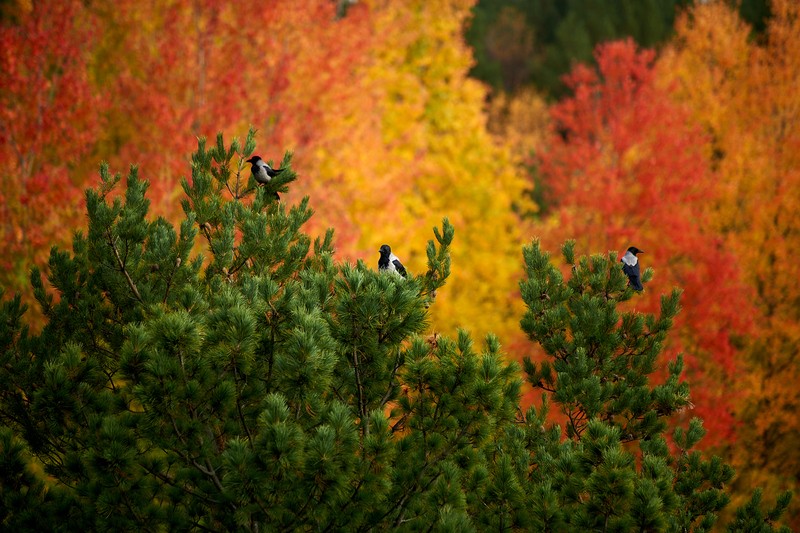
top-left (378, 244), bottom-right (407, 278)
top-left (245, 155), bottom-right (284, 185)
top-left (620, 246), bottom-right (644, 291)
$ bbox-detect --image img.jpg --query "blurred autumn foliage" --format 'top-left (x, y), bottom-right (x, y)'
top-left (532, 39), bottom-right (753, 448)
top-left (1, 0), bottom-right (799, 526)
top-left (0, 0), bottom-right (104, 294)
top-left (0, 0), bottom-right (530, 347)
top-left (659, 0), bottom-right (800, 521)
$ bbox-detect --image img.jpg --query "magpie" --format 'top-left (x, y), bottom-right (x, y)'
top-left (246, 155), bottom-right (284, 185)
top-left (620, 246), bottom-right (644, 291)
top-left (378, 244), bottom-right (407, 278)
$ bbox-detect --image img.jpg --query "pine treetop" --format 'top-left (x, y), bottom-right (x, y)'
top-left (0, 132), bottom-right (791, 531)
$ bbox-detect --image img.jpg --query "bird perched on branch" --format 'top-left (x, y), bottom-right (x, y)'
top-left (378, 244), bottom-right (407, 278)
top-left (246, 155), bottom-right (284, 185)
top-left (621, 246), bottom-right (644, 291)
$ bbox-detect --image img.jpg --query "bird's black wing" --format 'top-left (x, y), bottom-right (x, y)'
top-left (622, 262), bottom-right (643, 291)
top-left (392, 259), bottom-right (407, 278)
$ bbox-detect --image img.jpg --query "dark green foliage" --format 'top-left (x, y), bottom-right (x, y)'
top-left (467, 0), bottom-right (691, 97)
top-left (739, 0), bottom-right (772, 34)
top-left (0, 426), bottom-right (54, 530)
top-left (728, 489), bottom-right (793, 533)
top-left (509, 239), bottom-right (791, 531)
top-left (520, 240), bottom-right (685, 442)
top-left (0, 134), bottom-right (791, 530)
top-left (466, 0), bottom-right (770, 98)
top-left (0, 130), bottom-right (514, 531)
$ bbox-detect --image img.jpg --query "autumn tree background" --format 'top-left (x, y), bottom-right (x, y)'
top-left (1, 0), bottom-right (798, 527)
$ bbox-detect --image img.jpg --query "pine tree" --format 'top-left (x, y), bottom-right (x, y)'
top-left (466, 239), bottom-right (793, 531)
top-left (0, 132), bottom-right (792, 530)
top-left (0, 131), bottom-right (518, 530)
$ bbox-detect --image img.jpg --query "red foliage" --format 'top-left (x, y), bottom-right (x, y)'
top-left (0, 0), bottom-right (389, 303)
top-left (535, 40), bottom-right (754, 446)
top-left (0, 0), bottom-right (104, 291)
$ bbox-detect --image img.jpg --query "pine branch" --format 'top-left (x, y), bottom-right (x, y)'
top-left (227, 254), bottom-right (251, 278)
top-left (162, 256), bottom-right (182, 304)
top-left (106, 229), bottom-right (143, 304)
top-left (381, 422), bottom-right (474, 527)
top-left (139, 461), bottom-right (221, 506)
top-left (390, 414), bottom-right (408, 434)
top-left (352, 346), bottom-right (367, 437)
top-left (234, 163), bottom-right (242, 198)
top-left (379, 348), bottom-right (404, 408)
top-left (233, 366), bottom-right (254, 447)
top-left (199, 222), bottom-right (214, 247)
top-left (223, 180), bottom-right (236, 199)
top-left (166, 410), bottom-right (239, 517)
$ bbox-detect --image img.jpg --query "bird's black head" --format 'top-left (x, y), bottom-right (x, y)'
top-left (627, 246), bottom-right (644, 255)
top-left (245, 155), bottom-right (262, 164)
top-left (379, 244), bottom-right (391, 257)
